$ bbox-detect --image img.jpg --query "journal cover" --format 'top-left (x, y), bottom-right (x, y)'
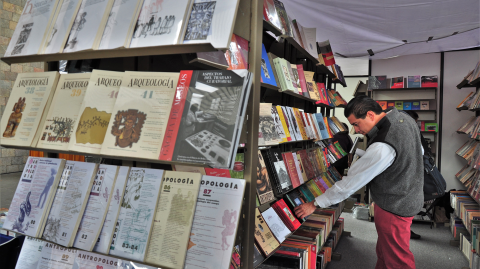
top-left (15, 236), bottom-right (44, 269)
top-left (261, 43), bottom-right (277, 86)
top-left (254, 208), bottom-right (280, 256)
top-left (412, 101), bottom-right (420, 110)
top-left (257, 150), bottom-right (275, 204)
top-left (262, 207), bottom-right (291, 243)
top-left (420, 101), bottom-right (430, 110)
top-left (271, 105), bottom-right (288, 143)
top-left (407, 75), bottom-right (421, 88)
top-left (403, 102), bottom-right (412, 110)
top-left (395, 101), bottom-right (404, 110)
top-left (421, 75), bottom-right (438, 87)
top-left (390, 77), bottom-right (404, 88)
top-left (259, 103), bottom-right (282, 145)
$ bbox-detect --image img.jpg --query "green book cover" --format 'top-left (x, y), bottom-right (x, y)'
top-left (279, 58), bottom-right (296, 92)
top-left (395, 101), bottom-right (404, 110)
top-left (299, 184), bottom-right (315, 202)
top-left (229, 153), bottom-right (244, 179)
top-left (273, 58), bottom-right (288, 91)
top-left (424, 123), bottom-right (438, 132)
top-left (334, 141), bottom-right (347, 156)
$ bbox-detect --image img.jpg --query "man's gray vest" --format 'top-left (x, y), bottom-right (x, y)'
top-left (366, 108), bottom-right (424, 217)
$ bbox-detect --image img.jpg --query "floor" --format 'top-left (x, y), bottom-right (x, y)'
top-left (328, 212), bottom-right (469, 269)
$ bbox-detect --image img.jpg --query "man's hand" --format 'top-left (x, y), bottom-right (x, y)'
top-left (294, 201), bottom-right (316, 219)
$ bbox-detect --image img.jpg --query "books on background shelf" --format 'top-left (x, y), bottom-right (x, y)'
top-left (417, 121), bottom-right (438, 132)
top-left (317, 40), bottom-right (336, 67)
top-left (368, 76), bottom-right (387, 90)
top-left (263, 0), bottom-right (283, 32)
top-left (261, 44), bottom-right (278, 87)
top-left (407, 76), bottom-right (421, 88)
top-left (1, 72), bottom-right (60, 147)
top-left (367, 75), bottom-right (438, 89)
top-left (421, 75), bottom-right (438, 88)
top-left (456, 140), bottom-right (479, 162)
top-left (458, 90), bottom-right (480, 111)
top-left (391, 76), bottom-right (404, 88)
top-left (2, 157), bottom-right (66, 237)
top-left (377, 100), bottom-right (430, 111)
top-left (0, 70), bottom-right (253, 169)
top-left (4, 0), bottom-right (61, 57)
top-left (353, 80), bottom-right (368, 96)
top-left (457, 116), bottom-right (480, 139)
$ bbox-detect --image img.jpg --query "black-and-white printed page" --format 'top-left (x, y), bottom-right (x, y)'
top-left (181, 0), bottom-right (240, 49)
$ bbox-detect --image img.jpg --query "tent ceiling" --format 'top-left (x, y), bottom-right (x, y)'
top-left (281, 0), bottom-right (480, 59)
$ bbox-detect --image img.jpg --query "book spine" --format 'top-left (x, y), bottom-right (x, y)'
top-left (159, 70), bottom-right (192, 161)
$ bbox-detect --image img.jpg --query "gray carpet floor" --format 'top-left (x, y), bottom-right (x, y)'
top-left (328, 212), bottom-right (469, 269)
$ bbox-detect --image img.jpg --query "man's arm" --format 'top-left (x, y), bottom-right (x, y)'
top-left (294, 142), bottom-right (395, 219)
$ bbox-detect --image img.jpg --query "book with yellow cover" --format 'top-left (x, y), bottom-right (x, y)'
top-left (68, 70), bottom-right (124, 154)
top-left (276, 106), bottom-right (292, 142)
top-left (1, 72), bottom-right (60, 147)
top-left (144, 171), bottom-right (201, 268)
top-left (303, 71), bottom-right (321, 101)
top-left (36, 73), bottom-right (91, 150)
top-left (293, 108), bottom-right (308, 140)
top-left (254, 208), bottom-right (280, 256)
top-left (100, 71), bottom-right (179, 159)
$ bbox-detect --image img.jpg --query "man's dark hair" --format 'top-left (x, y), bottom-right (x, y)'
top-left (344, 96), bottom-right (383, 119)
top-left (402, 110), bottom-right (419, 120)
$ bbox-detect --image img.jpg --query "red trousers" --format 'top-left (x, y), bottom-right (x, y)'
top-left (374, 205), bottom-right (415, 269)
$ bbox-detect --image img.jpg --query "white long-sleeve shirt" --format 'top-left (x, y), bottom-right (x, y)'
top-left (315, 141), bottom-right (424, 208)
top-left (315, 142), bottom-right (396, 208)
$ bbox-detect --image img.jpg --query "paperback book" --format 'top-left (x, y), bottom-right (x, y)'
top-left (257, 150), bottom-right (275, 204)
top-left (15, 236), bottom-right (44, 269)
top-left (254, 208), bottom-right (280, 256)
top-left (3, 157), bottom-right (65, 237)
top-left (93, 166), bottom-right (130, 254)
top-left (407, 75), bottom-right (421, 88)
top-left (144, 171), bottom-right (201, 268)
top-left (68, 70), bottom-right (124, 154)
top-left (4, 0), bottom-right (61, 57)
top-left (42, 161), bottom-right (98, 247)
top-left (110, 168), bottom-right (164, 262)
top-left (181, 0), bottom-right (241, 49)
top-left (184, 176), bottom-right (245, 269)
top-left (63, 0), bottom-right (115, 52)
top-left (262, 207), bottom-right (291, 243)
top-left (1, 72), bottom-right (60, 147)
top-left (73, 164), bottom-right (119, 251)
top-left (421, 75), bottom-right (438, 87)
top-left (37, 241), bottom-right (77, 268)
top-left (36, 73), bottom-right (91, 150)
top-left (130, 0), bottom-right (192, 48)
top-left (100, 71), bottom-right (180, 159)
top-left (259, 103), bottom-right (282, 145)
top-left (159, 70), bottom-right (252, 169)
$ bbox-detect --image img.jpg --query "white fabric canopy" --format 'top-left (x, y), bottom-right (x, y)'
top-left (281, 0), bottom-right (480, 59)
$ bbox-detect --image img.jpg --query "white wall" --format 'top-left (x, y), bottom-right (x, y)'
top-left (443, 50), bottom-right (480, 191)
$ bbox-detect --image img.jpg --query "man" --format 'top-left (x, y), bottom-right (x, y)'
top-left (295, 96), bottom-right (424, 269)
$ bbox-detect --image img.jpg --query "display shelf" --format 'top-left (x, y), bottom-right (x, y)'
top-left (336, 104), bottom-right (346, 108)
top-left (457, 77), bottom-right (480, 89)
top-left (457, 107), bottom-right (469, 111)
top-left (1, 43), bottom-right (218, 65)
top-left (284, 36), bottom-right (319, 64)
top-left (415, 110), bottom-right (437, 112)
top-left (260, 82), bottom-right (334, 109)
top-left (333, 78), bottom-right (347, 88)
top-left (255, 202), bottom-right (344, 268)
top-left (186, 57), bottom-right (229, 70)
top-left (316, 64), bottom-right (336, 77)
top-left (259, 139), bottom-right (315, 148)
top-left (421, 131), bottom-right (438, 134)
top-left (263, 20), bottom-right (283, 36)
top-left (371, 87), bottom-right (437, 92)
top-left (376, 98), bottom-right (436, 102)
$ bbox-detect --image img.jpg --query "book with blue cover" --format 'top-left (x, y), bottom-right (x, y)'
top-left (261, 44), bottom-right (277, 87)
top-left (403, 102), bottom-right (412, 110)
top-left (412, 101), bottom-right (420, 110)
top-left (314, 113), bottom-right (330, 139)
top-left (408, 76), bottom-right (421, 88)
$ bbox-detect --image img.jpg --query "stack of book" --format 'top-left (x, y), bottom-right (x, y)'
top-left (327, 89), bottom-right (348, 107)
top-left (456, 164), bottom-right (478, 186)
top-left (8, 158), bottom-right (246, 269)
top-left (376, 100), bottom-right (430, 111)
top-left (456, 140), bottom-right (479, 161)
top-left (457, 90), bottom-right (480, 111)
top-left (0, 70), bottom-right (253, 169)
top-left (460, 60), bottom-right (480, 86)
top-left (457, 116), bottom-right (480, 139)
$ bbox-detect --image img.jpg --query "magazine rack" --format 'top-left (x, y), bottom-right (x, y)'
top-left (0, 0), bottom-right (348, 267)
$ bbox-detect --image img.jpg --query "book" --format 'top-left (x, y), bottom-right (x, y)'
top-left (130, 0), bottom-right (192, 48)
top-left (68, 70), bottom-right (124, 154)
top-left (254, 208), bottom-right (280, 256)
top-left (391, 76), bottom-right (404, 88)
top-left (291, 19), bottom-right (306, 48)
top-left (412, 101), bottom-right (420, 110)
top-left (257, 150), bottom-right (275, 204)
top-left (15, 236), bottom-right (44, 269)
top-left (226, 34), bottom-right (248, 70)
top-left (272, 199), bottom-right (301, 231)
top-left (403, 101), bottom-right (412, 110)
top-left (302, 27), bottom-right (318, 59)
top-left (296, 64), bottom-right (310, 98)
top-left (181, 0), bottom-right (241, 49)
top-left (261, 44), bottom-right (278, 87)
top-left (1, 72), bottom-right (60, 147)
top-left (375, 76), bottom-right (388, 89)
top-left (303, 71), bottom-right (321, 101)
top-left (425, 123), bottom-right (438, 132)
top-left (4, 0), bottom-right (61, 57)
top-left (110, 168), bottom-right (165, 262)
top-left (262, 207), bottom-right (291, 243)
top-left (395, 101), bottom-right (403, 110)
top-left (421, 75), bottom-right (438, 87)
top-left (42, 0), bottom-right (83, 54)
top-left (93, 166), bottom-right (130, 254)
top-left (274, 58), bottom-right (296, 92)
top-left (293, 108), bottom-right (308, 140)
top-left (73, 164), bottom-right (119, 251)
top-left (263, 0), bottom-right (282, 31)
top-left (37, 241), bottom-right (77, 268)
top-left (144, 171), bottom-right (201, 268)
top-left (97, 0), bottom-right (143, 50)
top-left (407, 75), bottom-right (421, 88)
top-left (273, 0), bottom-right (293, 36)
top-left (281, 106), bottom-right (300, 141)
top-left (100, 71), bottom-right (180, 159)
top-left (387, 102), bottom-right (395, 109)
top-left (282, 152), bottom-right (300, 188)
top-left (3, 157), bottom-right (66, 237)
top-left (63, 0), bottom-right (116, 52)
top-left (377, 101), bottom-right (387, 110)
top-left (253, 243), bottom-right (266, 268)
top-left (74, 250), bottom-right (118, 269)
top-left (317, 40), bottom-right (335, 66)
top-left (420, 101), bottom-right (430, 110)
top-left (271, 105), bottom-right (288, 143)
top-left (259, 103), bottom-right (282, 145)
top-left (290, 64), bottom-right (303, 94)
top-left (42, 161), bottom-right (98, 247)
top-left (184, 176), bottom-right (245, 269)
top-left (159, 70), bottom-right (252, 169)
top-left (36, 73), bottom-right (91, 150)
